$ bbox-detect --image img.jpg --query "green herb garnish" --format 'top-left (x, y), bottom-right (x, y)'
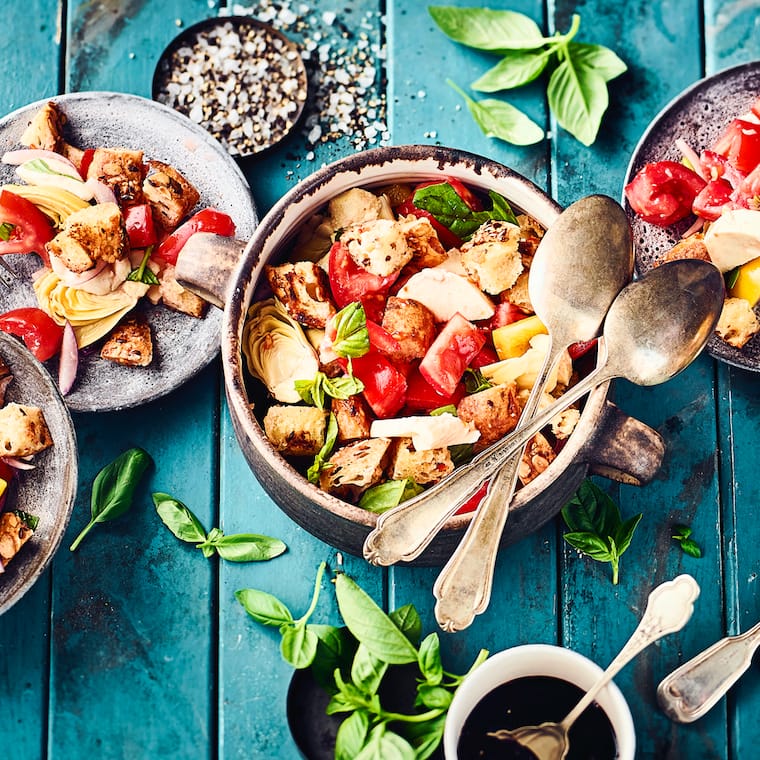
top-left (307, 413), bottom-right (338, 484)
top-left (0, 222), bottom-right (15, 241)
top-left (127, 245), bottom-right (160, 285)
top-left (24, 158), bottom-right (84, 179)
top-left (332, 302), bottom-right (370, 358)
top-left (464, 367), bottom-right (493, 394)
top-left (561, 479), bottom-right (642, 584)
top-left (69, 447), bottom-right (153, 551)
top-left (358, 479), bottom-right (424, 513)
top-left (725, 267), bottom-right (740, 290)
top-left (14, 510), bottom-right (39, 531)
top-left (295, 371), bottom-right (364, 410)
top-left (671, 524), bottom-right (702, 558)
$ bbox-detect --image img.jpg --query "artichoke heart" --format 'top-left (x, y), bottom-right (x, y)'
top-left (242, 298), bottom-right (319, 403)
top-left (2, 183), bottom-right (90, 226)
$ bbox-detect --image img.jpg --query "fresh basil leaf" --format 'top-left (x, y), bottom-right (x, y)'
top-left (14, 510), bottom-right (39, 531)
top-left (358, 479), bottom-right (423, 514)
top-left (567, 42), bottom-right (627, 82)
top-left (464, 367), bottom-right (493, 394)
top-left (448, 442), bottom-right (474, 468)
top-left (614, 513), bottom-right (643, 556)
top-left (672, 524), bottom-right (692, 541)
top-left (335, 573), bottom-right (419, 665)
top-left (336, 710), bottom-right (371, 760)
top-left (295, 373), bottom-right (326, 408)
top-left (471, 48), bottom-right (551, 92)
top-left (418, 633), bottom-right (443, 685)
top-left (679, 538), bottom-right (703, 558)
top-left (310, 624), bottom-right (353, 693)
top-left (416, 683), bottom-right (452, 710)
top-left (428, 6), bottom-right (545, 52)
top-left (328, 670), bottom-right (380, 715)
top-left (563, 531), bottom-right (613, 562)
top-left (355, 725), bottom-right (417, 760)
top-left (325, 373), bottom-right (365, 401)
top-left (0, 222), bottom-right (15, 241)
top-left (70, 447), bottom-right (153, 551)
top-left (235, 587), bottom-right (294, 627)
top-left (448, 80), bottom-right (544, 147)
top-left (308, 413), bottom-right (338, 483)
top-left (152, 492), bottom-right (208, 543)
top-left (404, 713), bottom-right (446, 760)
top-left (725, 267), bottom-right (741, 290)
top-left (562, 480), bottom-right (610, 535)
top-left (332, 302), bottom-right (370, 358)
top-left (429, 404), bottom-right (457, 417)
top-left (351, 643), bottom-right (388, 695)
top-left (488, 191), bottom-right (519, 226)
top-left (25, 158), bottom-right (83, 179)
top-left (547, 59), bottom-right (609, 146)
top-left (281, 622), bottom-right (319, 669)
top-left (210, 533), bottom-right (287, 562)
top-left (389, 604), bottom-right (422, 647)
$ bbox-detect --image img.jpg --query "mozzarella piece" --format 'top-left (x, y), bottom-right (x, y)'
top-left (704, 209), bottom-right (760, 272)
top-left (397, 268), bottom-right (495, 322)
top-left (370, 413), bottom-right (480, 451)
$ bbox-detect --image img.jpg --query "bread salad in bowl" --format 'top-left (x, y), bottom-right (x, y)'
top-left (242, 178), bottom-right (591, 515)
top-left (0, 100), bottom-right (237, 394)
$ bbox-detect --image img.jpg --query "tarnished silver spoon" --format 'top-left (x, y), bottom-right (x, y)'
top-left (490, 575), bottom-right (700, 760)
top-left (364, 258), bottom-right (724, 576)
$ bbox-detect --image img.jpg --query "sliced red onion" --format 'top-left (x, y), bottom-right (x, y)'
top-left (2, 148), bottom-right (78, 170)
top-left (681, 216), bottom-right (706, 238)
top-left (58, 320), bottom-right (79, 396)
top-left (50, 254), bottom-right (107, 286)
top-left (2, 456), bottom-right (37, 471)
top-left (85, 178), bottom-right (117, 204)
top-left (675, 138), bottom-right (706, 180)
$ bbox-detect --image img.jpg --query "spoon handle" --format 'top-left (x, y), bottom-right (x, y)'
top-left (656, 620), bottom-right (760, 723)
top-left (562, 574), bottom-right (700, 729)
top-left (432, 343), bottom-right (561, 632)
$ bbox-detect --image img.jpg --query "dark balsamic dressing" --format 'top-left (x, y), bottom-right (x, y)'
top-left (457, 676), bottom-right (618, 759)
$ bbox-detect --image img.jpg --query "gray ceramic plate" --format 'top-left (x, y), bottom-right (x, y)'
top-left (0, 91), bottom-right (258, 411)
top-left (623, 61), bottom-right (760, 371)
top-left (0, 331), bottom-right (78, 615)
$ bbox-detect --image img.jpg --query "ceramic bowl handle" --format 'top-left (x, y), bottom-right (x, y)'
top-left (175, 232), bottom-right (248, 309)
top-left (580, 401), bottom-right (665, 486)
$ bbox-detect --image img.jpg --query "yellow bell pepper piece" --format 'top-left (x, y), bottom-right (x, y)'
top-left (0, 478), bottom-right (7, 500)
top-left (729, 256), bottom-right (760, 307)
top-left (492, 314), bottom-right (548, 360)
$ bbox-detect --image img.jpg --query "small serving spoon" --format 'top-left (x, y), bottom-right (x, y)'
top-left (364, 258), bottom-right (725, 572)
top-left (489, 575), bottom-right (700, 760)
top-left (363, 195), bottom-right (633, 567)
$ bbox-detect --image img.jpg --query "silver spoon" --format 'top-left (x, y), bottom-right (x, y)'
top-left (432, 195), bottom-right (633, 631)
top-left (657, 620), bottom-right (760, 723)
top-left (363, 195), bottom-right (633, 568)
top-left (364, 258), bottom-right (725, 571)
top-left (489, 574), bottom-right (700, 760)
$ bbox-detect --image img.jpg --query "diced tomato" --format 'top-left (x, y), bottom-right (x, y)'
top-left (328, 241), bottom-right (397, 322)
top-left (737, 163), bottom-right (760, 203)
top-left (455, 481), bottom-right (489, 515)
top-left (404, 368), bottom-right (465, 412)
top-left (0, 189), bottom-right (54, 266)
top-left (123, 203), bottom-right (158, 248)
top-left (470, 342), bottom-right (499, 368)
top-left (712, 118), bottom-right (760, 174)
top-left (154, 208), bottom-right (236, 265)
top-left (419, 313), bottom-right (486, 396)
top-left (624, 161), bottom-right (706, 227)
top-left (78, 148), bottom-right (96, 179)
top-left (700, 149), bottom-right (746, 188)
top-left (568, 339), bottom-right (598, 360)
top-left (488, 302), bottom-right (530, 330)
top-left (0, 307), bottom-right (64, 361)
top-left (692, 178), bottom-right (734, 221)
top-left (751, 98), bottom-right (760, 120)
top-left (366, 319), bottom-right (401, 356)
top-left (349, 351), bottom-right (407, 418)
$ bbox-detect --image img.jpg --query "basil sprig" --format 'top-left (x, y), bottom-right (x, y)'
top-left (295, 371), bottom-right (364, 410)
top-left (413, 182), bottom-right (518, 241)
top-left (358, 478), bottom-right (424, 514)
top-left (14, 510), bottom-right (39, 531)
top-left (331, 302), bottom-right (370, 358)
top-left (152, 492), bottom-right (286, 562)
top-left (127, 245), bottom-right (160, 285)
top-left (70, 447), bottom-right (153, 551)
top-left (0, 222), bottom-right (15, 241)
top-left (430, 7), bottom-right (627, 146)
top-left (236, 564), bottom-right (488, 759)
top-left (307, 413), bottom-right (338, 484)
top-left (561, 479), bottom-right (642, 585)
top-left (672, 524), bottom-right (702, 558)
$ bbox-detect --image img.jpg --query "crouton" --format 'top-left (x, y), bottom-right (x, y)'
top-left (142, 160), bottom-right (201, 232)
top-left (460, 220), bottom-right (524, 295)
top-left (331, 395), bottom-right (373, 444)
top-left (86, 147), bottom-right (145, 205)
top-left (0, 403), bottom-right (53, 457)
top-left (381, 296), bottom-right (436, 362)
top-left (500, 272), bottom-right (533, 313)
top-left (20, 101), bottom-right (84, 167)
top-left (398, 215), bottom-right (448, 268)
top-left (319, 437), bottom-right (391, 502)
top-left (159, 264), bottom-right (208, 318)
top-left (388, 437), bottom-right (454, 484)
top-left (265, 261), bottom-right (335, 328)
top-left (456, 383), bottom-right (520, 452)
top-left (663, 233), bottom-right (711, 264)
top-left (100, 317), bottom-right (153, 367)
top-left (715, 297), bottom-right (760, 348)
top-left (342, 218), bottom-right (413, 277)
top-left (263, 405), bottom-right (328, 457)
top-left (327, 188), bottom-right (394, 229)
top-left (518, 432), bottom-right (557, 485)
top-left (0, 512), bottom-right (35, 568)
top-left (47, 202), bottom-right (129, 273)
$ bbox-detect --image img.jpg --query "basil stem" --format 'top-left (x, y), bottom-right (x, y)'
top-left (127, 245), bottom-right (160, 285)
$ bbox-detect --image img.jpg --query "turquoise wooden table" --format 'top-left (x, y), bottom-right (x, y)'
top-left (2, 1), bottom-right (759, 758)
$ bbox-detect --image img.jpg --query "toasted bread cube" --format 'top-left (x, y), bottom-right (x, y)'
top-left (518, 432), bottom-right (556, 485)
top-left (319, 437), bottom-right (391, 502)
top-left (0, 512), bottom-right (35, 568)
top-left (87, 147), bottom-right (145, 205)
top-left (159, 264), bottom-right (208, 318)
top-left (388, 437), bottom-right (454, 485)
top-left (265, 261), bottom-right (335, 328)
top-left (331, 395), bottom-right (373, 444)
top-left (663, 234), bottom-right (711, 264)
top-left (500, 272), bottom-right (533, 313)
top-left (142, 160), bottom-right (201, 232)
top-left (100, 317), bottom-right (153, 367)
top-left (263, 405), bottom-right (328, 457)
top-left (715, 297), bottom-right (760, 348)
top-left (456, 383), bottom-right (520, 452)
top-left (460, 220), bottom-right (524, 295)
top-left (0, 403), bottom-right (53, 457)
top-left (47, 202), bottom-right (129, 273)
top-left (399, 215), bottom-right (447, 268)
top-left (19, 101), bottom-right (84, 167)
top-left (342, 218), bottom-right (413, 277)
top-left (381, 296), bottom-right (436, 362)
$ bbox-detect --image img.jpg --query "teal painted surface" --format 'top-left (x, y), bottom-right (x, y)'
top-left (1, 1), bottom-right (759, 758)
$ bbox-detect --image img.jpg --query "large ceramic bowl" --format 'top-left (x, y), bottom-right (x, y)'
top-left (176, 145), bottom-right (665, 565)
